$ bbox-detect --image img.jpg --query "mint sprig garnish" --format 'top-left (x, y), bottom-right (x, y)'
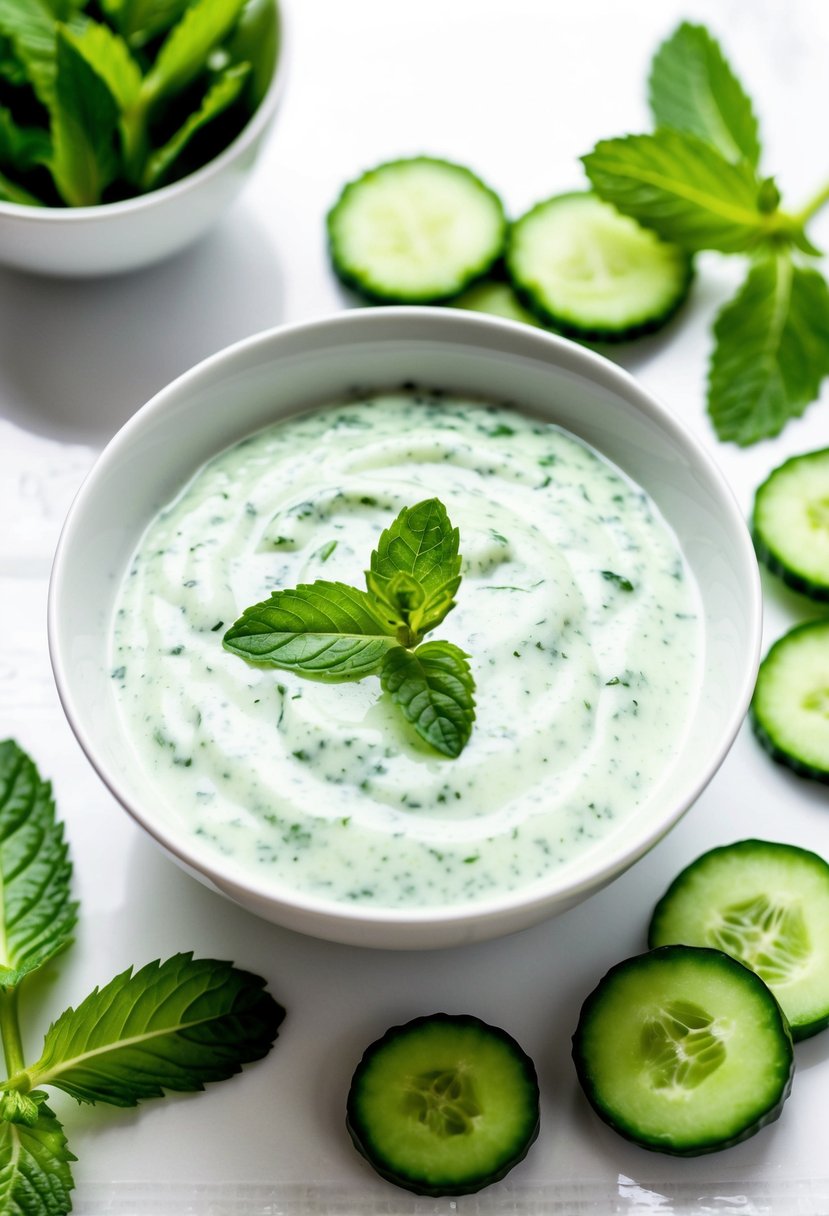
top-left (583, 20), bottom-right (829, 445)
top-left (0, 740), bottom-right (285, 1216)
top-left (225, 497), bottom-right (477, 757)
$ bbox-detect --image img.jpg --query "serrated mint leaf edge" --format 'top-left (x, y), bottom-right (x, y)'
top-left (0, 740), bottom-right (77, 989)
top-left (367, 498), bottom-right (463, 638)
top-left (16, 954), bottom-right (285, 1107)
top-left (648, 21), bottom-right (761, 167)
top-left (0, 1098), bottom-right (75, 1215)
top-left (707, 254), bottom-right (829, 445)
top-left (582, 130), bottom-right (770, 253)
top-left (224, 580), bottom-right (400, 679)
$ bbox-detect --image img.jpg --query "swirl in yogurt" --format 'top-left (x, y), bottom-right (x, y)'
top-left (111, 391), bottom-right (702, 908)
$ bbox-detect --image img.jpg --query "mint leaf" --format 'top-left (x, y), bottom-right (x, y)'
top-left (104, 0), bottom-right (191, 48)
top-left (224, 581), bottom-right (399, 678)
top-left (141, 0), bottom-right (247, 106)
top-left (67, 18), bottom-right (142, 112)
top-left (0, 1089), bottom-right (42, 1126)
top-left (367, 498), bottom-right (462, 640)
top-left (50, 27), bottom-right (121, 206)
top-left (649, 22), bottom-right (761, 167)
top-left (0, 741), bottom-right (77, 989)
top-left (0, 0), bottom-right (84, 109)
top-left (17, 954), bottom-right (284, 1107)
top-left (381, 641), bottom-right (476, 758)
top-left (142, 61), bottom-right (250, 190)
top-left (708, 254), bottom-right (829, 445)
top-left (225, 0), bottom-right (279, 107)
top-left (583, 130), bottom-right (770, 253)
top-left (0, 0), bottom-right (59, 107)
top-left (0, 1098), bottom-right (74, 1213)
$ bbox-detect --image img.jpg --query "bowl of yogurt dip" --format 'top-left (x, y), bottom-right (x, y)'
top-left (49, 308), bottom-right (761, 948)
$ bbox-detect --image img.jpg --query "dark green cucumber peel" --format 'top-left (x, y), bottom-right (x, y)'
top-left (505, 192), bottom-right (694, 343)
top-left (346, 1012), bottom-right (539, 1197)
top-left (572, 946), bottom-right (794, 1156)
top-left (327, 157), bottom-right (507, 305)
top-left (750, 620), bottom-right (829, 784)
top-left (752, 448), bottom-right (829, 602)
top-left (649, 840), bottom-right (829, 1041)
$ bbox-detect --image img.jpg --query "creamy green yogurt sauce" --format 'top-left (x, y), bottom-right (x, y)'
top-left (111, 390), bottom-right (702, 908)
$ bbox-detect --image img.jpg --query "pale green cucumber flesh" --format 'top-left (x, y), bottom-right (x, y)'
top-left (506, 191), bottom-right (692, 341)
top-left (346, 1012), bottom-right (539, 1196)
top-left (572, 945), bottom-right (793, 1155)
top-left (751, 620), bottom-right (829, 783)
top-left (649, 840), bottom-right (829, 1040)
top-left (753, 448), bottom-right (829, 600)
top-left (327, 157), bottom-right (506, 304)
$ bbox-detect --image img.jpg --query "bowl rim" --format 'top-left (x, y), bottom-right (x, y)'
top-left (48, 307), bottom-right (763, 936)
top-left (0, 0), bottom-right (287, 225)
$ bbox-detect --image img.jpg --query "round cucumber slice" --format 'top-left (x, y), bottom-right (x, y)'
top-left (327, 157), bottom-right (506, 304)
top-left (572, 945), bottom-right (794, 1156)
top-left (649, 840), bottom-right (829, 1040)
top-left (753, 448), bottom-right (829, 600)
top-left (751, 619), bottom-right (829, 783)
top-left (346, 1012), bottom-right (539, 1196)
top-left (506, 191), bottom-right (693, 341)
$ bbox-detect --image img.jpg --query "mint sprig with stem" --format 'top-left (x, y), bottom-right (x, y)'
top-left (0, 739), bottom-right (285, 1215)
top-left (582, 20), bottom-right (829, 446)
top-left (224, 497), bottom-right (477, 759)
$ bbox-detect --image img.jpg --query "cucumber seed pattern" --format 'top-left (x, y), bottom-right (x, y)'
top-left (641, 1000), bottom-right (727, 1090)
top-left (710, 895), bottom-right (810, 987)
top-left (402, 1068), bottom-right (481, 1137)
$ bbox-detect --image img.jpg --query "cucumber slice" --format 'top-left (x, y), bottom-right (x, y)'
top-left (506, 191), bottom-right (693, 341)
top-left (448, 278), bottom-right (546, 328)
top-left (649, 840), bottom-right (829, 1040)
top-left (751, 619), bottom-right (829, 783)
top-left (753, 448), bottom-right (829, 600)
top-left (327, 157), bottom-right (507, 304)
top-left (572, 945), bottom-right (794, 1156)
top-left (346, 1012), bottom-right (539, 1196)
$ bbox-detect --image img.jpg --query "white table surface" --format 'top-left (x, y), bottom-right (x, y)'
top-left (2, 1), bottom-right (829, 1212)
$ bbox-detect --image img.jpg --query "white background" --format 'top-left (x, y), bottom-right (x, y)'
top-left (2, 1), bottom-right (829, 1212)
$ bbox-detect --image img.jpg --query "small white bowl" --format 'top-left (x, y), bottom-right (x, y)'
top-left (0, 2), bottom-right (286, 278)
top-left (48, 309), bottom-right (761, 948)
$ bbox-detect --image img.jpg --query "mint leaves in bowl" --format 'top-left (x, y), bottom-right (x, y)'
top-left (0, 0), bottom-right (284, 276)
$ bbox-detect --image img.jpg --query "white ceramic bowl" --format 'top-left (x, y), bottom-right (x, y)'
top-left (48, 309), bottom-right (761, 948)
top-left (0, 3), bottom-right (285, 278)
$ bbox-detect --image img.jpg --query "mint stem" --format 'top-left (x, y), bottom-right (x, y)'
top-left (795, 178), bottom-right (829, 225)
top-left (0, 987), bottom-right (25, 1079)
